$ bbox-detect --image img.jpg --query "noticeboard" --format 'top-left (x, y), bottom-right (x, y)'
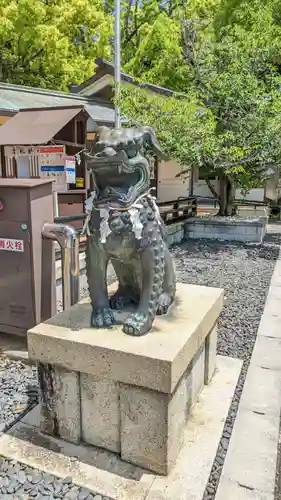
top-left (39, 145), bottom-right (67, 192)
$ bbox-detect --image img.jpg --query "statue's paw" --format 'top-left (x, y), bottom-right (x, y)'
top-left (122, 313), bottom-right (152, 336)
top-left (156, 292), bottom-right (173, 315)
top-left (91, 307), bottom-right (115, 328)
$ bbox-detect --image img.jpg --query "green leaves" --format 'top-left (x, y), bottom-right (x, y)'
top-left (1, 0), bottom-right (281, 197)
top-left (119, 0), bottom-right (281, 194)
top-left (0, 0), bottom-right (113, 90)
top-left (119, 85), bottom-right (217, 169)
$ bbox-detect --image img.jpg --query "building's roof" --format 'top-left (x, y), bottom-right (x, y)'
top-left (0, 107), bottom-right (87, 145)
top-left (72, 58), bottom-right (184, 98)
top-left (0, 82), bottom-right (116, 125)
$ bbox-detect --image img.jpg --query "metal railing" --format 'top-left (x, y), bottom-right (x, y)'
top-left (195, 195), bottom-right (270, 208)
top-left (42, 222), bottom-right (80, 311)
top-left (54, 213), bottom-right (87, 224)
top-left (158, 196), bottom-right (197, 223)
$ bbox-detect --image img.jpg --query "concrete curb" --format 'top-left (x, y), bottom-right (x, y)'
top-left (3, 350), bottom-right (31, 365)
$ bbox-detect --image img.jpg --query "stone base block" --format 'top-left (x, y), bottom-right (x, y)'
top-left (80, 375), bottom-right (120, 453)
top-left (236, 205), bottom-right (269, 217)
top-left (185, 216), bottom-right (268, 244)
top-left (38, 363), bottom-right (81, 443)
top-left (28, 283), bottom-right (223, 475)
top-left (166, 222), bottom-right (185, 247)
top-left (3, 356), bottom-right (242, 500)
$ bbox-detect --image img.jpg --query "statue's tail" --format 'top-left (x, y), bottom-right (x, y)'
top-left (142, 126), bottom-right (169, 161)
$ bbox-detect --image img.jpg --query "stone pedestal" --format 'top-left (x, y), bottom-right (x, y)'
top-left (28, 283), bottom-right (223, 475)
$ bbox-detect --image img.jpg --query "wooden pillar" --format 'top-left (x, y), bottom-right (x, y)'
top-left (0, 146), bottom-right (6, 177)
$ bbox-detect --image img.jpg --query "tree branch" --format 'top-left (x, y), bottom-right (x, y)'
top-left (220, 149), bottom-right (261, 169)
top-left (23, 48), bottom-right (44, 70)
top-left (160, 0), bottom-right (182, 17)
top-left (123, 0), bottom-right (134, 41)
top-left (205, 177), bottom-right (220, 200)
top-left (122, 25), bottom-right (142, 45)
top-left (122, 0), bottom-right (184, 47)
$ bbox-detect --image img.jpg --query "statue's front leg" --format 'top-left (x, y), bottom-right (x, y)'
top-left (123, 226), bottom-right (165, 336)
top-left (86, 235), bottom-right (114, 327)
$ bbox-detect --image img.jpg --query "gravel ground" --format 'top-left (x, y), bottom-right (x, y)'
top-left (0, 229), bottom-right (280, 500)
top-left (172, 235), bottom-right (280, 362)
top-left (0, 355), bottom-right (38, 431)
top-left (0, 357), bottom-right (112, 500)
top-left (0, 457), bottom-right (110, 499)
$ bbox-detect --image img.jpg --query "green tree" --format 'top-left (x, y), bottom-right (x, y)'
top-left (104, 0), bottom-right (186, 55)
top-left (119, 84), bottom-right (217, 166)
top-left (120, 77), bottom-right (281, 215)
top-left (0, 0), bottom-right (113, 90)
top-left (103, 0), bottom-right (188, 91)
top-left (119, 0), bottom-right (281, 215)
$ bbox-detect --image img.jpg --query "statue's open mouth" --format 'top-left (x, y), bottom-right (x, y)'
top-left (85, 151), bottom-right (146, 208)
top-left (93, 166), bottom-right (140, 207)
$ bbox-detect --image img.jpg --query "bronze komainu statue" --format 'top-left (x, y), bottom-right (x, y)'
top-left (83, 126), bottom-right (176, 336)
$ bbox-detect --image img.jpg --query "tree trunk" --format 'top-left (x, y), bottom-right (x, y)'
top-left (226, 178), bottom-right (235, 216)
top-left (204, 173), bottom-right (235, 216)
top-left (218, 174), bottom-right (235, 216)
top-left (218, 174), bottom-right (227, 216)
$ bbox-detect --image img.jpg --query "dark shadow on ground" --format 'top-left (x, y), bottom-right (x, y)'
top-left (172, 228), bottom-right (281, 262)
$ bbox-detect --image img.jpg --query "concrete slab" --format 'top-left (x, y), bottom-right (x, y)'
top-left (258, 314), bottom-right (281, 338)
top-left (239, 364), bottom-right (281, 416)
top-left (0, 429), bottom-right (153, 500)
top-left (216, 476), bottom-right (272, 500)
top-left (1, 349), bottom-right (30, 364)
top-left (0, 333), bottom-right (29, 363)
top-left (268, 260), bottom-right (281, 288)
top-left (261, 296), bottom-right (281, 319)
top-left (0, 355), bottom-right (241, 500)
top-left (258, 257), bottom-right (281, 338)
top-left (217, 409), bottom-right (279, 494)
top-left (251, 335), bottom-right (281, 371)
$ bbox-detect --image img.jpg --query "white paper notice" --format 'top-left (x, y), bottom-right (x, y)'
top-left (65, 158), bottom-right (76, 184)
top-left (0, 238), bottom-right (24, 252)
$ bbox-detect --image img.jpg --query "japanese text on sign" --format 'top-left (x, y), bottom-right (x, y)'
top-left (39, 145), bottom-right (66, 192)
top-left (0, 239), bottom-right (24, 252)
